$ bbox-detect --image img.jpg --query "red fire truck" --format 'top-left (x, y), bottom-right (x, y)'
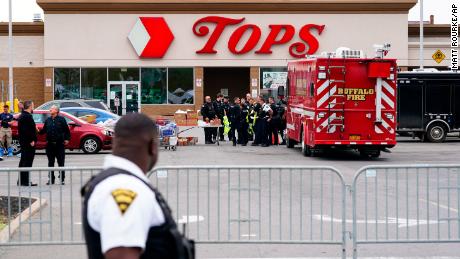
top-left (285, 46), bottom-right (397, 158)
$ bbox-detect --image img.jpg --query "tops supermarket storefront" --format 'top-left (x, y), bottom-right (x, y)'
top-left (0, 0), bottom-right (453, 116)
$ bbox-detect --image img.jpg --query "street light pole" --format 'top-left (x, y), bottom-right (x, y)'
top-left (419, 0), bottom-right (424, 70)
top-left (8, 0), bottom-right (14, 112)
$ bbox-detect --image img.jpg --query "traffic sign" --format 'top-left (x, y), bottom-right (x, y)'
top-left (432, 50), bottom-right (446, 64)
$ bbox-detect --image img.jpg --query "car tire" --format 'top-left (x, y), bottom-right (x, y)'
top-left (301, 130), bottom-right (311, 157)
top-left (11, 139), bottom-right (21, 155)
top-left (81, 136), bottom-right (101, 154)
top-left (426, 123), bottom-right (448, 143)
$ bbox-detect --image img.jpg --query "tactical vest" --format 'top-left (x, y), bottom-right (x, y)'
top-left (81, 168), bottom-right (195, 259)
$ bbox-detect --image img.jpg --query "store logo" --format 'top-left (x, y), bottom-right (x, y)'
top-left (128, 17), bottom-right (174, 58)
top-left (193, 16), bottom-right (325, 58)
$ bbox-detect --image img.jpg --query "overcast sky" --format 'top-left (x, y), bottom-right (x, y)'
top-left (0, 0), bottom-right (454, 23)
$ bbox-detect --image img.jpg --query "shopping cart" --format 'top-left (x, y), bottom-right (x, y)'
top-left (158, 121), bottom-right (178, 151)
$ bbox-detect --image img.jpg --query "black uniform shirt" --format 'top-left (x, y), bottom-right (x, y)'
top-left (229, 104), bottom-right (242, 124)
top-left (201, 102), bottom-right (217, 121)
top-left (213, 100), bottom-right (224, 118)
top-left (40, 115), bottom-right (71, 144)
top-left (18, 111), bottom-right (37, 146)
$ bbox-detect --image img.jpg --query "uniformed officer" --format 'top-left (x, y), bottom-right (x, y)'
top-left (268, 97), bottom-right (280, 145)
top-left (277, 96), bottom-right (288, 145)
top-left (39, 105), bottom-right (70, 185)
top-left (0, 104), bottom-right (14, 158)
top-left (221, 96), bottom-right (231, 140)
top-left (247, 98), bottom-right (256, 141)
top-left (228, 97), bottom-right (242, 146)
top-left (213, 93), bottom-right (224, 141)
top-left (18, 101), bottom-right (38, 186)
top-left (82, 113), bottom-right (194, 259)
top-left (240, 99), bottom-right (250, 146)
top-left (201, 96), bottom-right (217, 144)
top-left (250, 97), bottom-right (262, 146)
top-left (260, 98), bottom-right (273, 147)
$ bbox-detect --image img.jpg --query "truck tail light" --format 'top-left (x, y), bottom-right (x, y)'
top-left (318, 72), bottom-right (326, 79)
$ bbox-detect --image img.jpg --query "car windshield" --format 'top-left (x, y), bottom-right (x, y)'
top-left (60, 112), bottom-right (88, 125)
top-left (85, 101), bottom-right (109, 110)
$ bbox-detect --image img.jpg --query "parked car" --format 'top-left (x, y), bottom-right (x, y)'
top-left (36, 99), bottom-right (110, 112)
top-left (61, 107), bottom-right (119, 128)
top-left (11, 110), bottom-right (113, 154)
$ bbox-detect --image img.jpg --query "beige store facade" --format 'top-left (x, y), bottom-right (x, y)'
top-left (3, 0), bottom-right (452, 116)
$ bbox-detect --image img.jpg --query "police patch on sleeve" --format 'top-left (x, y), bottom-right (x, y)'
top-left (111, 189), bottom-right (137, 215)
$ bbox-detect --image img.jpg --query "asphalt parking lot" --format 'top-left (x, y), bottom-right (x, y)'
top-left (1, 133), bottom-right (460, 259)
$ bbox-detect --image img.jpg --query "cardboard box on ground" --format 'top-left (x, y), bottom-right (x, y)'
top-left (174, 109), bottom-right (198, 126)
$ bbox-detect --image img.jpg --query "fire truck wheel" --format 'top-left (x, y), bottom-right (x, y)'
top-left (426, 123), bottom-right (448, 143)
top-left (301, 131), bottom-right (311, 157)
top-left (370, 150), bottom-right (381, 158)
top-left (286, 138), bottom-right (295, 148)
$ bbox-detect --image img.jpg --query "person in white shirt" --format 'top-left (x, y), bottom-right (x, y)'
top-left (81, 113), bottom-right (194, 259)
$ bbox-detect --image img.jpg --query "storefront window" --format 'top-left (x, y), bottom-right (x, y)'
top-left (259, 67), bottom-right (288, 101)
top-left (141, 68), bottom-right (167, 104)
top-left (54, 68), bottom-right (80, 100)
top-left (168, 68), bottom-right (194, 104)
top-left (108, 68), bottom-right (139, 81)
top-left (81, 68), bottom-right (107, 102)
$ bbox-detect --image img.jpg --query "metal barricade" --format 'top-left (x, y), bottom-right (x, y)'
top-left (148, 166), bottom-right (347, 258)
top-left (0, 165), bottom-right (346, 257)
top-left (352, 164), bottom-right (460, 259)
top-left (0, 166), bottom-right (101, 246)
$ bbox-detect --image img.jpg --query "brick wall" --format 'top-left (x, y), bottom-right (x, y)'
top-left (250, 67), bottom-right (260, 97)
top-left (0, 67), bottom-right (44, 105)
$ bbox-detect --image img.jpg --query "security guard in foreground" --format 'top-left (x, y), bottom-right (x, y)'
top-left (81, 113), bottom-right (194, 259)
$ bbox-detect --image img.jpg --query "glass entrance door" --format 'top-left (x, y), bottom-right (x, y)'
top-left (125, 83), bottom-right (139, 114)
top-left (108, 82), bottom-right (140, 115)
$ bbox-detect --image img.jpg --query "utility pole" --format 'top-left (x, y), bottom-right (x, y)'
top-left (8, 0), bottom-right (14, 112)
top-left (419, 0), bottom-right (424, 69)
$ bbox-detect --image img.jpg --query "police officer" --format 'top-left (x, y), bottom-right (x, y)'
top-left (250, 97), bottom-right (262, 146)
top-left (268, 97), bottom-right (280, 145)
top-left (18, 100), bottom-right (38, 186)
top-left (0, 104), bottom-right (14, 158)
top-left (213, 93), bottom-right (224, 141)
top-left (228, 97), bottom-right (242, 146)
top-left (201, 96), bottom-right (217, 144)
top-left (240, 99), bottom-right (249, 146)
top-left (39, 105), bottom-right (70, 185)
top-left (221, 96), bottom-right (231, 141)
top-left (277, 96), bottom-right (288, 145)
top-left (260, 98), bottom-right (273, 147)
top-left (247, 98), bottom-right (256, 141)
top-left (82, 113), bottom-right (194, 259)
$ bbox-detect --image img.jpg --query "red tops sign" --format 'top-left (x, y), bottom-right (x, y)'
top-left (193, 16), bottom-right (325, 58)
top-left (129, 16), bottom-right (325, 58)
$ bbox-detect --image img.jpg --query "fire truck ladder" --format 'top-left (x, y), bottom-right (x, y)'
top-left (326, 60), bottom-right (346, 132)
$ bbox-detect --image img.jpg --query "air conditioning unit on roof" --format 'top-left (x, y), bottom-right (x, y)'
top-left (335, 47), bottom-right (365, 58)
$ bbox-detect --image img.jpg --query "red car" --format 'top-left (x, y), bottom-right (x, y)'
top-left (11, 110), bottom-right (113, 154)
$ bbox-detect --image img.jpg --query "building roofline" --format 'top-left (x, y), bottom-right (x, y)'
top-left (36, 0), bottom-right (417, 14)
top-left (0, 22), bottom-right (44, 36)
top-left (408, 23), bottom-right (454, 37)
top-left (0, 21), bottom-right (453, 38)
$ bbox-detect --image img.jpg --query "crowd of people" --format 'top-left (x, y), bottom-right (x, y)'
top-left (200, 92), bottom-right (287, 147)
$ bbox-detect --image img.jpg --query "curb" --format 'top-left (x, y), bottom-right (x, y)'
top-left (0, 197), bottom-right (48, 243)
